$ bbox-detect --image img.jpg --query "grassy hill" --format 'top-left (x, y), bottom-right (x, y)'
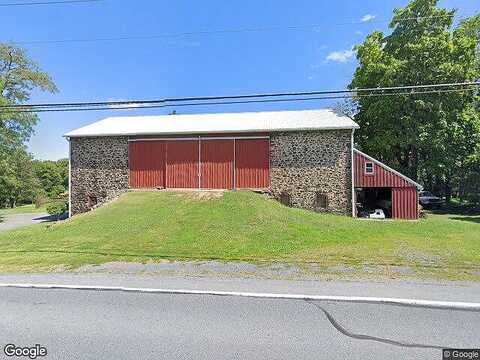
top-left (0, 191), bottom-right (479, 278)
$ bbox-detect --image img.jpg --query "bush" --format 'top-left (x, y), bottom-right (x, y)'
top-left (46, 200), bottom-right (68, 220)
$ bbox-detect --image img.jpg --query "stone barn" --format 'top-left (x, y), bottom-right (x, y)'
top-left (64, 109), bottom-right (420, 219)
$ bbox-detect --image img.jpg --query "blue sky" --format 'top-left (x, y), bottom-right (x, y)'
top-left (2, 0), bottom-right (478, 160)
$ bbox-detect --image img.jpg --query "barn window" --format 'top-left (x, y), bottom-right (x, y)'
top-left (315, 192), bottom-right (328, 211)
top-left (365, 162), bottom-right (374, 175)
top-left (87, 194), bottom-right (98, 209)
top-left (279, 192), bottom-right (291, 207)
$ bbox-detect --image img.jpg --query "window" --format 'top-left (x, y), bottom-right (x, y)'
top-left (315, 192), bottom-right (328, 211)
top-left (365, 162), bottom-right (374, 175)
top-left (87, 194), bottom-right (98, 209)
top-left (279, 191), bottom-right (291, 207)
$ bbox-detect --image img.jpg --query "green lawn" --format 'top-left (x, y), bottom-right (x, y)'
top-left (0, 204), bottom-right (47, 215)
top-left (0, 191), bottom-right (479, 279)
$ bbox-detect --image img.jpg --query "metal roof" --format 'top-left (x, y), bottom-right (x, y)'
top-left (64, 109), bottom-right (359, 138)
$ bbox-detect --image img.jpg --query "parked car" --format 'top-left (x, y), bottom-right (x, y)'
top-left (419, 191), bottom-right (444, 208)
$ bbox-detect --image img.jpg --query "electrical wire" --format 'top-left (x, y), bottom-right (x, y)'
top-left (6, 13), bottom-right (466, 45)
top-left (1, 81), bottom-right (478, 111)
top-left (0, 0), bottom-right (101, 6)
top-left (2, 87), bottom-right (477, 114)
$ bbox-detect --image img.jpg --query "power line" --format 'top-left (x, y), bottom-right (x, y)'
top-left (2, 87), bottom-right (477, 114)
top-left (6, 13), bottom-right (466, 45)
top-left (0, 0), bottom-right (101, 6)
top-left (1, 81), bottom-right (478, 110)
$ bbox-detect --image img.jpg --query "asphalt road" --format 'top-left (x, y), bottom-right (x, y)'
top-left (0, 213), bottom-right (51, 232)
top-left (0, 287), bottom-right (478, 360)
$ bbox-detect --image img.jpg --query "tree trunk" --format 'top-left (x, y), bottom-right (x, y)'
top-left (410, 146), bottom-right (419, 182)
top-left (444, 181), bottom-right (452, 203)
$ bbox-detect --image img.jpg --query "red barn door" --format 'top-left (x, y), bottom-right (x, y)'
top-left (166, 140), bottom-right (199, 188)
top-left (392, 188), bottom-right (419, 220)
top-left (129, 141), bottom-right (166, 188)
top-left (200, 139), bottom-right (234, 189)
top-left (235, 139), bottom-right (270, 188)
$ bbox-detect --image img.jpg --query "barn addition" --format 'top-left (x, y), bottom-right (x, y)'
top-left (353, 149), bottom-right (422, 220)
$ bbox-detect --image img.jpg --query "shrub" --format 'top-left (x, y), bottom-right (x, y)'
top-left (46, 200), bottom-right (68, 220)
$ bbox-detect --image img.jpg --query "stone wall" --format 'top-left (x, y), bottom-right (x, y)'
top-left (270, 130), bottom-right (353, 215)
top-left (70, 136), bottom-right (129, 215)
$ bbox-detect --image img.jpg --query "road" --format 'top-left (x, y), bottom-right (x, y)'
top-left (0, 213), bottom-right (51, 232)
top-left (1, 273), bottom-right (479, 303)
top-left (0, 287), bottom-right (478, 359)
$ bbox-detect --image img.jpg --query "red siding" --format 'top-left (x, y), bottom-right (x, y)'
top-left (354, 151), bottom-right (412, 188)
top-left (166, 140), bottom-right (199, 188)
top-left (129, 141), bottom-right (165, 188)
top-left (200, 139), bottom-right (234, 189)
top-left (235, 139), bottom-right (270, 188)
top-left (392, 188), bottom-right (418, 220)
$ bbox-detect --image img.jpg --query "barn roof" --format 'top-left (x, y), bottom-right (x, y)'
top-left (64, 109), bottom-right (359, 138)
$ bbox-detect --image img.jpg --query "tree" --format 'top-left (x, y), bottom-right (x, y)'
top-left (349, 0), bottom-right (480, 201)
top-left (0, 147), bottom-right (40, 208)
top-left (0, 43), bottom-right (58, 207)
top-left (33, 159), bottom-right (68, 198)
top-left (0, 44), bottom-right (58, 147)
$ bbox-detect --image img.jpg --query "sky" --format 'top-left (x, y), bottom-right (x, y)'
top-left (1, 0), bottom-right (478, 160)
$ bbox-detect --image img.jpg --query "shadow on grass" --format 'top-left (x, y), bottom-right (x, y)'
top-left (33, 214), bottom-right (57, 222)
top-left (449, 216), bottom-right (480, 224)
top-left (429, 203), bottom-right (480, 216)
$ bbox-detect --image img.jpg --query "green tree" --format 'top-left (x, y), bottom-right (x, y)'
top-left (0, 147), bottom-right (40, 208)
top-left (33, 159), bottom-right (68, 198)
top-left (0, 43), bottom-right (58, 207)
top-left (349, 0), bottom-right (480, 201)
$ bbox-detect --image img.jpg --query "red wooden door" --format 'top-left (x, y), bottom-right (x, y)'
top-left (129, 141), bottom-right (166, 188)
top-left (200, 139), bottom-right (234, 189)
top-left (392, 187), bottom-right (418, 220)
top-left (235, 139), bottom-right (269, 188)
top-left (166, 140), bottom-right (199, 188)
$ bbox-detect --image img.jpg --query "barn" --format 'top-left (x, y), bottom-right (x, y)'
top-left (64, 109), bottom-right (420, 220)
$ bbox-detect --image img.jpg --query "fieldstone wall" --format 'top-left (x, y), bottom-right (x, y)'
top-left (70, 136), bottom-right (129, 215)
top-left (270, 130), bottom-right (353, 215)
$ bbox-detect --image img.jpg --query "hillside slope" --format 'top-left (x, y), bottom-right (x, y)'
top-left (0, 191), bottom-right (479, 277)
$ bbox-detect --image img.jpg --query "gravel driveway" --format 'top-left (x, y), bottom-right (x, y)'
top-left (0, 213), bottom-right (53, 232)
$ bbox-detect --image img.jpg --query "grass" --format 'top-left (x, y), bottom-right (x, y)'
top-left (0, 191), bottom-right (479, 279)
top-left (0, 204), bottom-right (47, 215)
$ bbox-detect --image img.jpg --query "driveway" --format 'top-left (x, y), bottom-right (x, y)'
top-left (0, 213), bottom-right (53, 232)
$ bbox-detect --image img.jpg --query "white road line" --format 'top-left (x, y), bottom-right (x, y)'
top-left (0, 282), bottom-right (479, 311)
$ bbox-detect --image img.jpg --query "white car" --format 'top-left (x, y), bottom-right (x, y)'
top-left (369, 209), bottom-right (386, 219)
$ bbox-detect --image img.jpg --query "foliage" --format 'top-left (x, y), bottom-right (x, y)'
top-left (46, 199), bottom-right (68, 219)
top-left (0, 147), bottom-right (41, 208)
top-left (0, 43), bottom-right (58, 209)
top-left (347, 0), bottom-right (480, 202)
top-left (33, 159), bottom-right (68, 198)
top-left (0, 44), bottom-right (58, 152)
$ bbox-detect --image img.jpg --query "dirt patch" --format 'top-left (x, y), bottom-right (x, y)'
top-left (74, 260), bottom-right (425, 281)
top-left (171, 191), bottom-right (225, 201)
top-left (396, 249), bottom-right (445, 267)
